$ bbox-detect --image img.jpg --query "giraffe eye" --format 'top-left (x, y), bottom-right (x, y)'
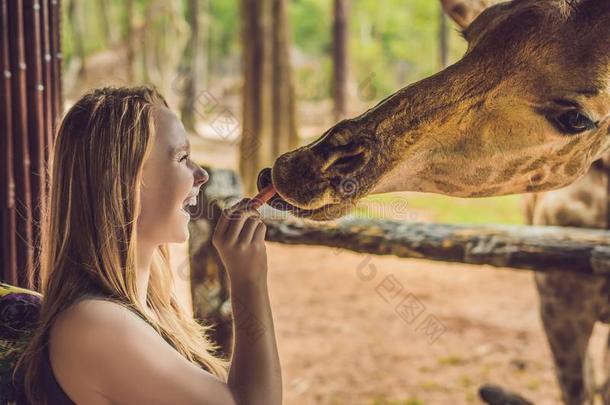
top-left (554, 110), bottom-right (596, 135)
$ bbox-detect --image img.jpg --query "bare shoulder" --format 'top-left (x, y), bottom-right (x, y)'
top-left (48, 299), bottom-right (153, 400)
top-left (49, 298), bottom-right (235, 405)
top-left (52, 298), bottom-right (145, 336)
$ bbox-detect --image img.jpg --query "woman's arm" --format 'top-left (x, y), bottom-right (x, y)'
top-left (227, 281), bottom-right (282, 405)
top-left (212, 200), bottom-right (282, 405)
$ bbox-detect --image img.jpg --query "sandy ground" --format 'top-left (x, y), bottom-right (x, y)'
top-left (262, 243), bottom-right (610, 405)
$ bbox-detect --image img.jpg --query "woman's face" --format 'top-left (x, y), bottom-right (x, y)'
top-left (138, 106), bottom-right (208, 245)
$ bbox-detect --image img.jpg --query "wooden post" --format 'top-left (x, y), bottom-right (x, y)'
top-left (188, 168), bottom-right (243, 355)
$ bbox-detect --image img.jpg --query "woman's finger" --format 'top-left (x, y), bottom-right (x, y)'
top-left (238, 216), bottom-right (261, 244)
top-left (224, 209), bottom-right (259, 243)
top-left (226, 199), bottom-right (249, 219)
top-left (214, 208), bottom-right (230, 240)
top-left (252, 221), bottom-right (267, 242)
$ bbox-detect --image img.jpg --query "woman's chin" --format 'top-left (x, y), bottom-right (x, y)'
top-left (171, 209), bottom-right (192, 243)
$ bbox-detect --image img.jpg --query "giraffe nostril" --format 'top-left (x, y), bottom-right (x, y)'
top-left (324, 150), bottom-right (368, 175)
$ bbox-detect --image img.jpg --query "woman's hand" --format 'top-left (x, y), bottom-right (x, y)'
top-left (212, 199), bottom-right (268, 286)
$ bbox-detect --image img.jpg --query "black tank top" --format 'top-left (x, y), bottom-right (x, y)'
top-left (42, 297), bottom-right (156, 404)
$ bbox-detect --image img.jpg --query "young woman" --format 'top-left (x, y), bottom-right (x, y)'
top-left (14, 86), bottom-right (282, 404)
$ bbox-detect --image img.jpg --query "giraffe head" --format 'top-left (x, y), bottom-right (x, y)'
top-left (259, 0), bottom-right (610, 220)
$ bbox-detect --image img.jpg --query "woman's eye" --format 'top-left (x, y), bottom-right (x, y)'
top-left (180, 154), bottom-right (189, 162)
top-left (554, 110), bottom-right (596, 135)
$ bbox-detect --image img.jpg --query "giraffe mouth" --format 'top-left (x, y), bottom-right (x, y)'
top-left (256, 168), bottom-right (353, 220)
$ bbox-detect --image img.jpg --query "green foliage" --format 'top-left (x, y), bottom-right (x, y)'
top-left (209, 0), bottom-right (240, 66)
top-left (290, 0), bottom-right (469, 100)
top-left (62, 0), bottom-right (469, 101)
top-left (291, 0), bottom-right (331, 55)
top-left (356, 193), bottom-right (524, 225)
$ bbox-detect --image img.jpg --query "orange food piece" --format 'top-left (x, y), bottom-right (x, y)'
top-left (250, 184), bottom-right (276, 209)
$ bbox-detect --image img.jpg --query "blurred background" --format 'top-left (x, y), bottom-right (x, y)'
top-left (55, 1), bottom-right (591, 404)
top-left (60, 0), bottom-right (523, 226)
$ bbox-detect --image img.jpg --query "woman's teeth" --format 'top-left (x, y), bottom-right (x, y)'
top-left (182, 195), bottom-right (197, 208)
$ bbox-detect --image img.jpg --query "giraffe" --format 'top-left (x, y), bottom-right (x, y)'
top-left (442, 3), bottom-right (610, 404)
top-left (256, 0), bottom-right (610, 403)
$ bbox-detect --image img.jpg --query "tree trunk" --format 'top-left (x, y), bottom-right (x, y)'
top-left (97, 0), bottom-right (117, 47)
top-left (124, 0), bottom-right (135, 82)
top-left (67, 0), bottom-right (85, 78)
top-left (271, 0), bottom-right (298, 157)
top-left (240, 0), bottom-right (297, 195)
top-left (332, 0), bottom-right (349, 122)
top-left (179, 0), bottom-right (206, 133)
top-left (439, 4), bottom-right (449, 69)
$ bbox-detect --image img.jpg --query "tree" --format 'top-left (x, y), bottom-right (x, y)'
top-left (332, 0), bottom-right (349, 122)
top-left (97, 0), bottom-right (118, 47)
top-left (66, 0), bottom-right (86, 78)
top-left (124, 0), bottom-right (135, 82)
top-left (240, 0), bottom-right (298, 194)
top-left (179, 0), bottom-right (208, 133)
top-left (439, 3), bottom-right (449, 69)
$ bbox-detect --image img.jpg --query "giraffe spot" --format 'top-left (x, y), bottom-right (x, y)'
top-left (434, 180), bottom-right (461, 193)
top-left (555, 207), bottom-right (585, 227)
top-left (432, 164), bottom-right (453, 177)
top-left (462, 166), bottom-right (493, 186)
top-left (556, 139), bottom-right (580, 156)
top-left (494, 157), bottom-right (530, 183)
top-left (469, 186), bottom-right (502, 197)
top-left (526, 183), bottom-right (549, 192)
top-left (564, 160), bottom-right (582, 177)
top-left (574, 190), bottom-right (593, 207)
top-left (523, 158), bottom-right (546, 173)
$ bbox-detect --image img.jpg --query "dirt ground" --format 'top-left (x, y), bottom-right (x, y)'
top-left (263, 243), bottom-right (610, 405)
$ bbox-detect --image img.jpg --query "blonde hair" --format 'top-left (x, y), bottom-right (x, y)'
top-left (14, 86), bottom-right (229, 404)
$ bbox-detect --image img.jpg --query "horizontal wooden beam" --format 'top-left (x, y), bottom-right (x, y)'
top-left (195, 168), bottom-right (610, 277)
top-left (262, 214), bottom-right (610, 276)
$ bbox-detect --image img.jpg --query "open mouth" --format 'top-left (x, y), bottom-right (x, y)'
top-left (181, 194), bottom-right (198, 218)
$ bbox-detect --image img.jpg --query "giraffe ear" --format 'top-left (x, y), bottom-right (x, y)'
top-left (440, 0), bottom-right (496, 29)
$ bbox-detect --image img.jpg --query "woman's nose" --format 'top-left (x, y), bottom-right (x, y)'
top-left (194, 166), bottom-right (209, 186)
